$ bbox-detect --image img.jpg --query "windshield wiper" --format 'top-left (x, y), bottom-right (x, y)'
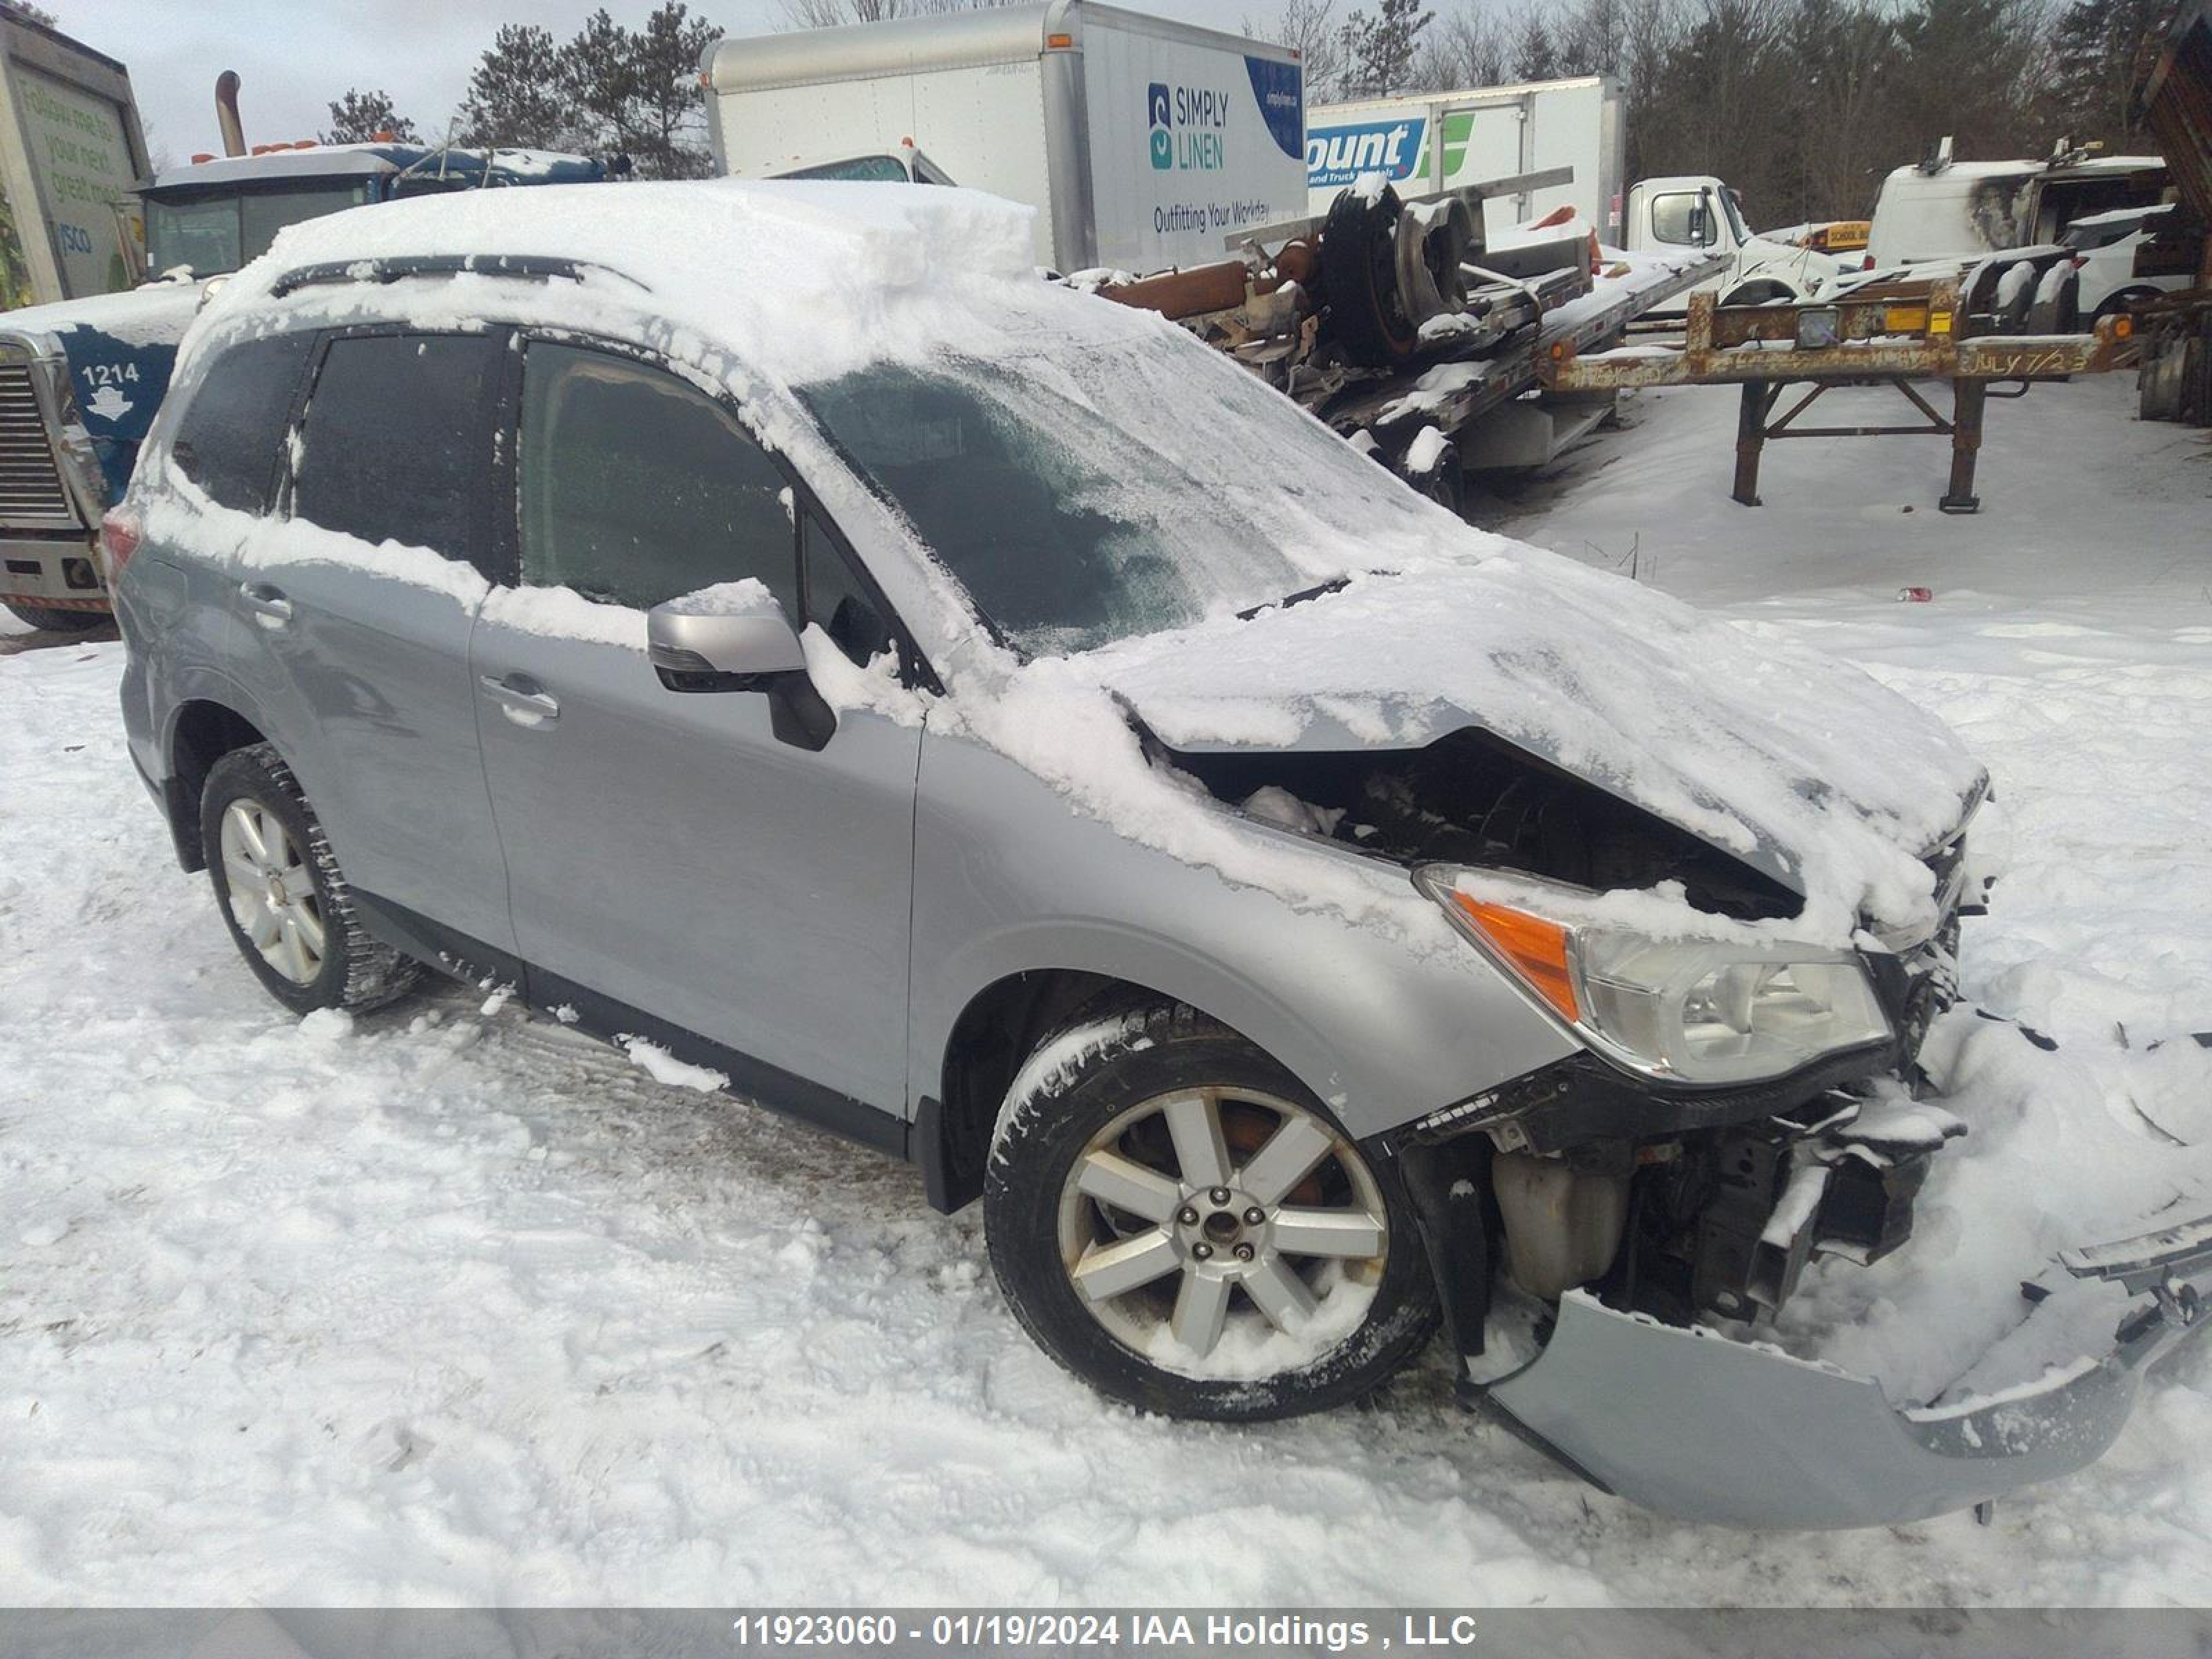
top-left (1237, 573), bottom-right (1371, 621)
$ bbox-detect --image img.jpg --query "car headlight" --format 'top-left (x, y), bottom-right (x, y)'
top-left (1415, 865), bottom-right (1892, 1086)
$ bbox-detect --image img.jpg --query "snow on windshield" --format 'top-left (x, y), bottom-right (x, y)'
top-left (801, 339), bottom-right (1426, 657)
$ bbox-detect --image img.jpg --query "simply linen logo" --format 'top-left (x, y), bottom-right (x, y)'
top-left (1147, 79), bottom-right (1228, 171)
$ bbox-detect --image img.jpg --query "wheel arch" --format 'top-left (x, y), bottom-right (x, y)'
top-left (2093, 283), bottom-right (2162, 321)
top-left (1720, 277), bottom-right (1797, 308)
top-left (915, 941), bottom-right (1357, 1216)
top-left (162, 685), bottom-right (275, 870)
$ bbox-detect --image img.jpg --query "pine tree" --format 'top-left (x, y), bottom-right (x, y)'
top-left (627, 1), bottom-right (720, 179)
top-left (458, 24), bottom-right (574, 151)
top-left (322, 89), bottom-right (419, 146)
top-left (2050, 0), bottom-right (2176, 148)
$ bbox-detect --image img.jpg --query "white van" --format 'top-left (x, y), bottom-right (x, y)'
top-left (1866, 150), bottom-right (2186, 317)
top-left (702, 2), bottom-right (1305, 275)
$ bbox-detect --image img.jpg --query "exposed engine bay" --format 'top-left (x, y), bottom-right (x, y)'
top-left (1159, 721), bottom-right (1972, 1341)
top-left (1159, 724), bottom-right (1803, 924)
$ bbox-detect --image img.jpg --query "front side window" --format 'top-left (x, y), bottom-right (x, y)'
top-left (518, 341), bottom-right (798, 616)
top-left (802, 508), bottom-right (893, 666)
top-left (171, 331), bottom-right (316, 514)
top-left (290, 332), bottom-right (500, 572)
top-left (1648, 191), bottom-right (1702, 247)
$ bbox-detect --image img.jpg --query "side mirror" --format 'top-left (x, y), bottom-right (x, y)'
top-left (1687, 203), bottom-right (1713, 247)
top-left (646, 588), bottom-right (836, 751)
top-left (648, 588), bottom-right (807, 681)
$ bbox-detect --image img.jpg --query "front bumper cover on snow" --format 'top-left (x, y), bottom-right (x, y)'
top-left (1481, 1214), bottom-right (2212, 1529)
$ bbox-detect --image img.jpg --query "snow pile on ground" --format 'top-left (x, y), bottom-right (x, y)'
top-left (3, 373), bottom-right (2208, 1605)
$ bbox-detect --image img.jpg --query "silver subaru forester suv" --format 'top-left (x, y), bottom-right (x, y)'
top-left (107, 182), bottom-right (2210, 1528)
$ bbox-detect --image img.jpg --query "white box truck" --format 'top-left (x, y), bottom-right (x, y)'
top-left (0, 9), bottom-right (150, 310)
top-left (702, 2), bottom-right (1305, 275)
top-left (1306, 75), bottom-right (1623, 241)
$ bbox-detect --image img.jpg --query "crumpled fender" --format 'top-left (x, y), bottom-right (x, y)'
top-left (1485, 1229), bottom-right (2211, 1529)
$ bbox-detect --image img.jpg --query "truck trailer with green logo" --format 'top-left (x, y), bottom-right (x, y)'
top-left (702, 1), bottom-right (1305, 277)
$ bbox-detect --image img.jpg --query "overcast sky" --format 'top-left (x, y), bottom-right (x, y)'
top-left (74, 0), bottom-right (1298, 167)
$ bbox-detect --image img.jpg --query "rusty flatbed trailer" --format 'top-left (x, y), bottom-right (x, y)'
top-left (1541, 283), bottom-right (2139, 512)
top-left (2138, 0), bottom-right (2212, 424)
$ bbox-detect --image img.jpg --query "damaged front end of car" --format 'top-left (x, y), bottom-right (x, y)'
top-left (1161, 719), bottom-right (2211, 1527)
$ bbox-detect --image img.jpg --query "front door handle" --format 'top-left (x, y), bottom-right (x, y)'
top-left (238, 581), bottom-right (292, 629)
top-left (480, 673), bottom-right (560, 727)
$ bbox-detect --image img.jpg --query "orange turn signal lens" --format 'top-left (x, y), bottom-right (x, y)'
top-left (1449, 895), bottom-right (1580, 1022)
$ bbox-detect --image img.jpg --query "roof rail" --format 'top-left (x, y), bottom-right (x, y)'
top-left (268, 253), bottom-right (644, 298)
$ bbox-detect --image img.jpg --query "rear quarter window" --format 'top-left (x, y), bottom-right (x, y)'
top-left (169, 332), bottom-right (317, 514)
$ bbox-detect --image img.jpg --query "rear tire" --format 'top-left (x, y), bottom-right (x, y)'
top-left (985, 1000), bottom-right (1438, 1421)
top-left (200, 743), bottom-right (420, 1015)
top-left (3, 599), bottom-right (106, 632)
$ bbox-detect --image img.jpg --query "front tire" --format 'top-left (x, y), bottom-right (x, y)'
top-left (200, 743), bottom-right (420, 1015)
top-left (986, 1001), bottom-right (1438, 1420)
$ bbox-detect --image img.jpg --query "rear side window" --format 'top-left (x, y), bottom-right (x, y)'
top-left (169, 332), bottom-right (315, 514)
top-left (290, 332), bottom-right (501, 574)
top-left (517, 341), bottom-right (798, 616)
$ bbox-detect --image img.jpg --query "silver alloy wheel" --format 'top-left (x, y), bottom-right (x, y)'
top-left (1055, 1085), bottom-right (1389, 1373)
top-left (218, 797), bottom-right (327, 986)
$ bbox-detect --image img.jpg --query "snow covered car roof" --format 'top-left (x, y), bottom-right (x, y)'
top-left (187, 181), bottom-right (1985, 946)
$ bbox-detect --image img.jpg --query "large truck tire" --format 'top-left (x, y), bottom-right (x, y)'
top-left (3, 599), bottom-right (106, 633)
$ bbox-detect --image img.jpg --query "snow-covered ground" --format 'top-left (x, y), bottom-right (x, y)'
top-left (2, 373), bottom-right (2208, 1606)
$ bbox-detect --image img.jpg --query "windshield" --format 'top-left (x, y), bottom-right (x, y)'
top-left (779, 155), bottom-right (915, 183)
top-left (800, 339), bottom-right (1428, 657)
top-left (145, 182), bottom-right (371, 275)
top-left (1718, 188), bottom-right (1751, 244)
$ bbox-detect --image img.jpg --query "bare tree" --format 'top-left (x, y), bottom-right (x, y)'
top-left (779, 0), bottom-right (1013, 24)
top-left (1248, 0), bottom-right (1347, 102)
top-left (1416, 8), bottom-right (1510, 88)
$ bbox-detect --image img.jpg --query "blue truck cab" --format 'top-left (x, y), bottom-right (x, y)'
top-left (0, 142), bottom-right (603, 630)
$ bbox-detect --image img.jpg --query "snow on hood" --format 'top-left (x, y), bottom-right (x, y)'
top-left (1083, 550), bottom-right (1985, 944)
top-left (0, 279), bottom-right (200, 347)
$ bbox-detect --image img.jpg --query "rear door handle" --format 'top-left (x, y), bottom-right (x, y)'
top-left (238, 581), bottom-right (292, 628)
top-left (479, 673), bottom-right (560, 727)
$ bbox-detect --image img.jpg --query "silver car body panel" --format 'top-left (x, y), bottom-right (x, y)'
top-left (907, 729), bottom-right (1582, 1136)
top-left (1489, 1268), bottom-right (2212, 1528)
top-left (469, 604), bottom-right (923, 1114)
top-left (216, 553), bottom-right (518, 958)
